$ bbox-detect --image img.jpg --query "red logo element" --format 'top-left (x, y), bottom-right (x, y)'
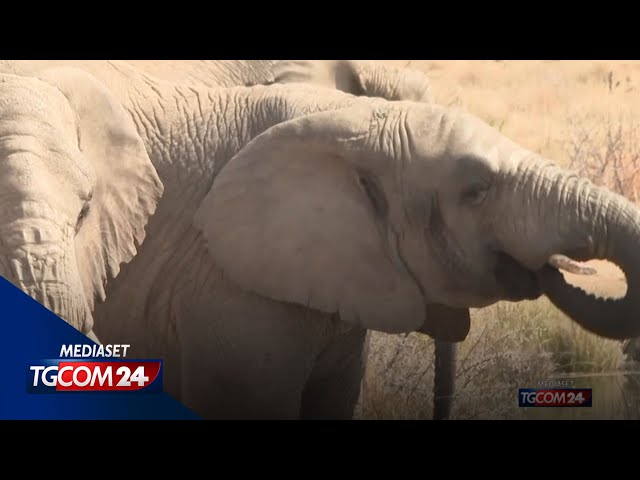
top-left (55, 361), bottom-right (161, 391)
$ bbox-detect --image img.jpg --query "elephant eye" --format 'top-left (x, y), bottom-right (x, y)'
top-left (456, 155), bottom-right (495, 206)
top-left (460, 182), bottom-right (490, 206)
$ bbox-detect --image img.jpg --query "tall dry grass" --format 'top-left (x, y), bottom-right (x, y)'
top-left (356, 61), bottom-right (640, 420)
top-left (382, 60), bottom-right (640, 163)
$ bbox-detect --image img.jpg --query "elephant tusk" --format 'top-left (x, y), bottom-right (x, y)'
top-left (547, 254), bottom-right (597, 276)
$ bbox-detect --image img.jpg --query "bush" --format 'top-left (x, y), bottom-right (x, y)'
top-left (565, 110), bottom-right (640, 202)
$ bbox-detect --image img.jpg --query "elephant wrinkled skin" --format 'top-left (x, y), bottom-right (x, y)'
top-left (1, 61), bottom-right (639, 419)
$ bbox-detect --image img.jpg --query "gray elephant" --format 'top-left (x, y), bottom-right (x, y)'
top-left (149, 59), bottom-right (453, 418)
top-left (1, 61), bottom-right (639, 419)
top-left (155, 59), bottom-right (454, 419)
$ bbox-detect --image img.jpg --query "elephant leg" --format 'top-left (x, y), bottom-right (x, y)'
top-left (299, 324), bottom-right (369, 420)
top-left (433, 340), bottom-right (457, 420)
top-left (175, 272), bottom-right (331, 419)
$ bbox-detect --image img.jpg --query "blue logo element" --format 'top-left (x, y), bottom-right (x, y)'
top-left (0, 276), bottom-right (199, 419)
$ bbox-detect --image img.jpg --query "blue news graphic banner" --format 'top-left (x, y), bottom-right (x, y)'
top-left (0, 276), bottom-right (199, 419)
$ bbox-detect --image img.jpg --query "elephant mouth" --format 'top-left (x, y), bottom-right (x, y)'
top-left (494, 248), bottom-right (598, 302)
top-left (494, 251), bottom-right (543, 301)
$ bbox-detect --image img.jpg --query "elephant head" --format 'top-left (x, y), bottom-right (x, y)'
top-left (273, 60), bottom-right (433, 103)
top-left (195, 100), bottom-right (640, 342)
top-left (0, 70), bottom-right (162, 335)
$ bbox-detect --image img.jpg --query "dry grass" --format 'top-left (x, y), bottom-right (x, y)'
top-left (356, 61), bottom-right (640, 420)
top-left (381, 60), bottom-right (640, 164)
top-left (358, 300), bottom-right (637, 420)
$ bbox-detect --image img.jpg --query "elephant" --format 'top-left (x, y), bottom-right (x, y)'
top-left (141, 58), bottom-right (450, 418)
top-left (272, 60), bottom-right (433, 102)
top-left (1, 61), bottom-right (640, 419)
top-left (0, 59), bottom-right (452, 419)
top-left (159, 60), bottom-right (450, 419)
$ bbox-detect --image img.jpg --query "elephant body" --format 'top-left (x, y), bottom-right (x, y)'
top-left (86, 91), bottom-right (372, 415)
top-left (1, 61), bottom-right (638, 419)
top-left (97, 232), bottom-right (369, 418)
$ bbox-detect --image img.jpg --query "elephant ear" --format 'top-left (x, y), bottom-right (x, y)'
top-left (36, 67), bottom-right (163, 309)
top-left (194, 107), bottom-right (425, 334)
top-left (273, 60), bottom-right (433, 103)
top-left (420, 304), bottom-right (470, 342)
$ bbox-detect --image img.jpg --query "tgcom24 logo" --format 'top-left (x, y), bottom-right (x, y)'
top-left (26, 343), bottom-right (163, 393)
top-left (518, 388), bottom-right (592, 407)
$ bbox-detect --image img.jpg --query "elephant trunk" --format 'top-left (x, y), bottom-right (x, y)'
top-left (506, 156), bottom-right (640, 339)
top-left (539, 194), bottom-right (640, 339)
top-left (19, 278), bottom-right (91, 333)
top-left (0, 223), bottom-right (93, 334)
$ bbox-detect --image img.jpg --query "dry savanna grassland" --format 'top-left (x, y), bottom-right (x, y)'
top-left (356, 60), bottom-right (640, 420)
